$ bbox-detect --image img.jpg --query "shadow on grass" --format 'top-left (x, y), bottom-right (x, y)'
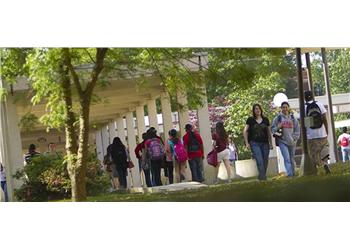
top-left (84, 162), bottom-right (350, 202)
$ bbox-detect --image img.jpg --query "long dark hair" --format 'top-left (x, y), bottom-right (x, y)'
top-left (108, 137), bottom-right (125, 154)
top-left (169, 129), bottom-right (179, 144)
top-left (216, 122), bottom-right (228, 142)
top-left (252, 103), bottom-right (264, 118)
top-left (147, 128), bottom-right (157, 139)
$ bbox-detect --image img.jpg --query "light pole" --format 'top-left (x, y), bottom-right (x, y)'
top-left (321, 48), bottom-right (339, 162)
top-left (296, 48), bottom-right (317, 175)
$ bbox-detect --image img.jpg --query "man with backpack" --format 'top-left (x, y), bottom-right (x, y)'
top-left (183, 124), bottom-right (204, 182)
top-left (337, 127), bottom-right (350, 162)
top-left (304, 90), bottom-right (331, 174)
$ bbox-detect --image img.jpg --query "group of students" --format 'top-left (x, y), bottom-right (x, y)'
top-left (243, 90), bottom-right (336, 181)
top-left (103, 122), bottom-right (239, 190)
top-left (103, 125), bottom-right (206, 190)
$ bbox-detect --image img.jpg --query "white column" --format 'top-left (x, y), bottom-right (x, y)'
top-left (108, 121), bottom-right (117, 143)
top-left (101, 125), bottom-right (109, 157)
top-left (196, 87), bottom-right (213, 182)
top-left (125, 112), bottom-right (141, 187)
top-left (0, 93), bottom-right (24, 201)
top-left (197, 88), bottom-right (212, 159)
top-left (135, 105), bottom-right (146, 142)
top-left (147, 99), bottom-right (159, 131)
top-left (177, 90), bottom-right (189, 137)
top-left (160, 91), bottom-right (173, 138)
top-left (116, 116), bottom-right (126, 145)
top-left (176, 90), bottom-right (192, 180)
top-left (95, 130), bottom-right (104, 163)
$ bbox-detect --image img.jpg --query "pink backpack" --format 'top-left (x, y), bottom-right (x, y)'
top-left (341, 136), bottom-right (349, 147)
top-left (172, 140), bottom-right (188, 163)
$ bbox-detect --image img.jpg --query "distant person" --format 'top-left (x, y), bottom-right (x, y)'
top-left (212, 122), bottom-right (233, 183)
top-left (228, 137), bottom-right (238, 176)
top-left (24, 144), bottom-right (41, 165)
top-left (164, 133), bottom-right (175, 184)
top-left (304, 90), bottom-right (331, 174)
top-left (103, 153), bottom-right (119, 191)
top-left (107, 137), bottom-right (128, 189)
top-left (168, 129), bottom-right (188, 183)
top-left (337, 127), bottom-right (350, 162)
top-left (271, 101), bottom-right (300, 177)
top-left (183, 124), bottom-right (204, 182)
top-left (145, 129), bottom-right (165, 186)
top-left (134, 133), bottom-right (153, 187)
top-left (0, 163), bottom-right (9, 202)
top-left (45, 142), bottom-right (61, 158)
top-left (243, 104), bottom-right (273, 181)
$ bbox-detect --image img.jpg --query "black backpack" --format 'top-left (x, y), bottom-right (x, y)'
top-left (306, 101), bottom-right (323, 129)
top-left (188, 132), bottom-right (200, 152)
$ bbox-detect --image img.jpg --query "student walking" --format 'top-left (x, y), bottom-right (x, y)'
top-left (134, 133), bottom-right (153, 187)
top-left (107, 137), bottom-right (129, 189)
top-left (271, 102), bottom-right (300, 177)
top-left (244, 104), bottom-right (273, 180)
top-left (212, 122), bottom-right (232, 183)
top-left (164, 134), bottom-right (175, 184)
top-left (168, 129), bottom-right (188, 183)
top-left (145, 129), bottom-right (165, 186)
top-left (304, 90), bottom-right (331, 174)
top-left (183, 124), bottom-right (204, 182)
top-left (337, 127), bottom-right (350, 162)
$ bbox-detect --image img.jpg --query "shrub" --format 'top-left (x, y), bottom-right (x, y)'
top-left (14, 152), bottom-right (110, 201)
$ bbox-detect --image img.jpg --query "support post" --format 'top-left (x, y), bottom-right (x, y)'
top-left (147, 99), bottom-right (159, 132)
top-left (125, 112), bottom-right (141, 187)
top-left (160, 91), bottom-right (173, 138)
top-left (176, 90), bottom-right (189, 137)
top-left (136, 105), bottom-right (146, 142)
top-left (116, 116), bottom-right (126, 145)
top-left (101, 125), bottom-right (109, 157)
top-left (305, 52), bottom-right (314, 99)
top-left (95, 130), bottom-right (104, 163)
top-left (108, 121), bottom-right (117, 143)
top-left (0, 91), bottom-right (25, 201)
top-left (321, 48), bottom-right (339, 163)
top-left (296, 48), bottom-right (317, 175)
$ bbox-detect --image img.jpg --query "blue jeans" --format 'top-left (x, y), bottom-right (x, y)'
top-left (341, 148), bottom-right (350, 162)
top-left (278, 142), bottom-right (296, 177)
top-left (188, 158), bottom-right (204, 182)
top-left (1, 181), bottom-right (9, 202)
top-left (138, 159), bottom-right (153, 187)
top-left (250, 141), bottom-right (270, 180)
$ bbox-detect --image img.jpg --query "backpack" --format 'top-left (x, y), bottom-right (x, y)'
top-left (306, 101), bottom-right (323, 129)
top-left (148, 138), bottom-right (165, 161)
top-left (172, 140), bottom-right (188, 163)
top-left (188, 132), bottom-right (200, 152)
top-left (341, 136), bottom-right (349, 147)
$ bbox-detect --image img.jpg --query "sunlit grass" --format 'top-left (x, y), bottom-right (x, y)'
top-left (82, 162), bottom-right (350, 202)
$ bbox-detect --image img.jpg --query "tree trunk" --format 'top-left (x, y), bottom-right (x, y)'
top-left (62, 48), bottom-right (108, 201)
top-left (72, 98), bottom-right (91, 201)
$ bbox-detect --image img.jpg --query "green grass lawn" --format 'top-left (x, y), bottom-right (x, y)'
top-left (86, 162), bottom-right (350, 202)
